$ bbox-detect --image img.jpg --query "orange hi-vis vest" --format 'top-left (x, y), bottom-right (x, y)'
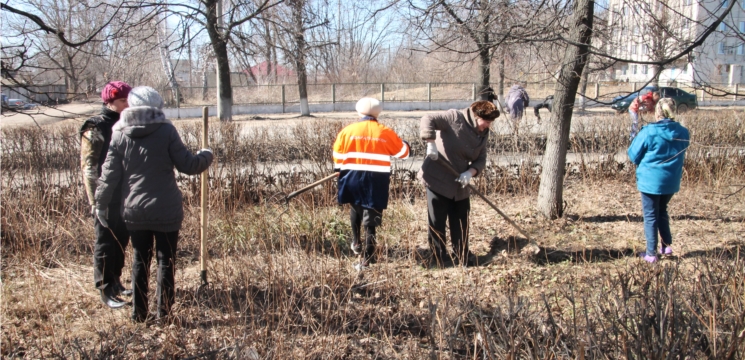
top-left (333, 119), bottom-right (410, 173)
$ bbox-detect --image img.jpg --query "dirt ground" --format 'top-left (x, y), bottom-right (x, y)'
top-left (3, 178), bottom-right (743, 357)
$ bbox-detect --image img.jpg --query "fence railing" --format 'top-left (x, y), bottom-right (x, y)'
top-left (158, 81), bottom-right (745, 108)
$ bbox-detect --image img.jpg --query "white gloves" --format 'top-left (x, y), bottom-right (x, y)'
top-left (198, 148), bottom-right (212, 155)
top-left (96, 208), bottom-right (109, 228)
top-left (426, 141), bottom-right (439, 161)
top-left (456, 170), bottom-right (473, 188)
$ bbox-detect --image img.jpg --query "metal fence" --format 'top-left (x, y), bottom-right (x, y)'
top-left (1, 85), bottom-right (69, 104)
top-left (160, 81), bottom-right (745, 108)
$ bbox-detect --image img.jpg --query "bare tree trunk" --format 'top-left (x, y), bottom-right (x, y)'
top-left (477, 47), bottom-right (491, 99)
top-left (156, 17), bottom-right (179, 105)
top-left (578, 68), bottom-right (589, 110)
top-left (498, 52), bottom-right (505, 96)
top-left (537, 0), bottom-right (594, 219)
top-left (651, 64), bottom-right (661, 87)
top-left (214, 42), bottom-right (233, 121)
top-left (291, 0), bottom-right (310, 116)
top-left (204, 0), bottom-right (232, 121)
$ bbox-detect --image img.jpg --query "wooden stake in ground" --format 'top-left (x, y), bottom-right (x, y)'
top-left (200, 106), bottom-right (209, 286)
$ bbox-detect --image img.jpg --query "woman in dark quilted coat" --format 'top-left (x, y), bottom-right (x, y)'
top-left (95, 86), bottom-right (214, 322)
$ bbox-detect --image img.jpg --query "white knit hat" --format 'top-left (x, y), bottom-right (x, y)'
top-left (355, 97), bottom-right (382, 118)
top-left (128, 86), bottom-right (164, 109)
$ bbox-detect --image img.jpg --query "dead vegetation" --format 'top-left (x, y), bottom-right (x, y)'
top-left (2, 110), bottom-right (744, 358)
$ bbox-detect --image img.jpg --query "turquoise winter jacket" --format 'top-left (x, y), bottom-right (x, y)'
top-left (627, 119), bottom-right (690, 195)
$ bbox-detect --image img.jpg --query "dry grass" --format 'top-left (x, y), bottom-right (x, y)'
top-left (2, 110), bottom-right (745, 358)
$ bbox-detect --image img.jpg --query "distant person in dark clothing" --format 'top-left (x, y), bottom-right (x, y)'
top-left (81, 80), bottom-right (132, 309)
top-left (479, 86), bottom-right (498, 103)
top-left (533, 95), bottom-right (553, 123)
top-left (95, 86), bottom-right (214, 322)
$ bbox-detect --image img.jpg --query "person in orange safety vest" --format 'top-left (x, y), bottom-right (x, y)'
top-left (333, 97), bottom-right (410, 271)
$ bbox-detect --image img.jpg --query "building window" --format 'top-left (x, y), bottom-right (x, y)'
top-left (622, 66), bottom-right (627, 75)
top-left (722, 0), bottom-right (729, 7)
top-left (719, 42), bottom-right (725, 54)
top-left (719, 23), bottom-right (726, 32)
top-left (631, 44), bottom-right (637, 54)
top-left (642, 65), bottom-right (648, 74)
top-left (739, 44), bottom-right (744, 55)
top-left (642, 44), bottom-right (648, 54)
top-left (740, 21), bottom-right (745, 33)
top-left (632, 65), bottom-right (638, 74)
top-left (685, 0), bottom-right (692, 5)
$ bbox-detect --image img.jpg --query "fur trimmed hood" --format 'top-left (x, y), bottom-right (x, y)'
top-left (114, 106), bottom-right (172, 138)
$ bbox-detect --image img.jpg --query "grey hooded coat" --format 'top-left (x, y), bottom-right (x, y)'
top-left (95, 106), bottom-right (213, 232)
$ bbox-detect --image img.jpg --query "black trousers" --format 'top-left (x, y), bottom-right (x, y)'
top-left (426, 188), bottom-right (470, 263)
top-left (350, 204), bottom-right (382, 263)
top-left (93, 205), bottom-right (130, 289)
top-left (130, 230), bottom-right (179, 320)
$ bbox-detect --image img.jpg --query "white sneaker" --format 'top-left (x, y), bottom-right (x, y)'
top-left (351, 240), bottom-right (362, 255)
top-left (353, 261), bottom-right (369, 272)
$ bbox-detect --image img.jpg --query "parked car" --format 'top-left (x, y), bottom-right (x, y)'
top-left (4, 97), bottom-right (38, 110)
top-left (611, 86), bottom-right (697, 114)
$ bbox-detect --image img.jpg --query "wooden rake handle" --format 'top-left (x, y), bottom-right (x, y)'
top-left (435, 157), bottom-right (534, 243)
top-left (200, 107), bottom-right (209, 286)
top-left (285, 173), bottom-right (339, 202)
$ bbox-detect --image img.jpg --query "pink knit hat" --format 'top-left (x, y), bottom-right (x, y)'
top-left (101, 81), bottom-right (132, 104)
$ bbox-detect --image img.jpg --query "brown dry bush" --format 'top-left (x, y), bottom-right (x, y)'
top-left (2, 110), bottom-right (745, 358)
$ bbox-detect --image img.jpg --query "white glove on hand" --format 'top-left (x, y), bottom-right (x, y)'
top-left (426, 141), bottom-right (439, 161)
top-left (456, 170), bottom-right (473, 188)
top-left (198, 148), bottom-right (213, 155)
top-left (96, 208), bottom-right (109, 228)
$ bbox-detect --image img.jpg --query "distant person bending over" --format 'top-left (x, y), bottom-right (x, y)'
top-left (505, 83), bottom-right (530, 130)
top-left (419, 100), bottom-right (499, 267)
top-left (81, 81), bottom-right (133, 309)
top-left (628, 88), bottom-right (661, 140)
top-left (627, 98), bottom-right (689, 263)
top-left (333, 98), bottom-right (410, 272)
top-left (95, 86), bottom-right (214, 322)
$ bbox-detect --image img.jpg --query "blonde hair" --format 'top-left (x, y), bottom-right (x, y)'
top-left (655, 98), bottom-right (676, 120)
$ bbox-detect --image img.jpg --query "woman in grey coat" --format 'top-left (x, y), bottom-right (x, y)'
top-left (95, 86), bottom-right (214, 322)
top-left (419, 100), bottom-right (499, 267)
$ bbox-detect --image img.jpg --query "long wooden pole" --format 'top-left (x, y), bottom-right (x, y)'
top-left (436, 157), bottom-right (539, 254)
top-left (200, 106), bottom-right (209, 285)
top-left (285, 173), bottom-right (338, 202)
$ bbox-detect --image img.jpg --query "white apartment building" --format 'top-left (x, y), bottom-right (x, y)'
top-left (607, 0), bottom-right (744, 86)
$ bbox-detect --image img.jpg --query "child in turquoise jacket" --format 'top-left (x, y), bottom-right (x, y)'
top-left (627, 98), bottom-right (689, 263)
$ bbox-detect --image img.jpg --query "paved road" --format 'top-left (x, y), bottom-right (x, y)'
top-left (1, 103), bottom-right (101, 127)
top-left (1, 101), bottom-right (742, 129)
